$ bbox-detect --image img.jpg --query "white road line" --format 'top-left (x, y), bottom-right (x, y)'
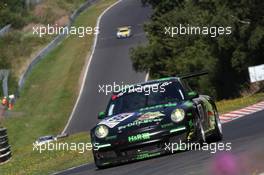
top-left (62, 0), bottom-right (123, 134)
top-left (220, 119), bottom-right (231, 123)
top-left (244, 106), bottom-right (262, 111)
top-left (239, 109), bottom-right (255, 113)
top-left (220, 119), bottom-right (231, 122)
top-left (220, 114), bottom-right (240, 119)
top-left (229, 111), bottom-right (251, 115)
top-left (221, 113), bottom-right (243, 117)
top-left (219, 119), bottom-right (231, 122)
top-left (219, 117), bottom-right (232, 121)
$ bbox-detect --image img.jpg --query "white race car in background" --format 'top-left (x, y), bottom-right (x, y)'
top-left (116, 26), bottom-right (132, 38)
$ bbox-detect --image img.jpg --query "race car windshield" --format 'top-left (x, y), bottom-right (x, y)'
top-left (119, 29), bottom-right (128, 32)
top-left (107, 81), bottom-right (185, 116)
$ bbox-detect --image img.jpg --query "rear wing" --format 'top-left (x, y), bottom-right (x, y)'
top-left (179, 71), bottom-right (208, 80)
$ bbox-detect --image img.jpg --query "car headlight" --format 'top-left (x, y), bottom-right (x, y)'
top-left (171, 108), bottom-right (185, 123)
top-left (95, 125), bottom-right (109, 138)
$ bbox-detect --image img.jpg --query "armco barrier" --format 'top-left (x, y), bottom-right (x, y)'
top-left (0, 128), bottom-right (11, 164)
top-left (0, 24), bottom-right (11, 37)
top-left (18, 0), bottom-right (99, 92)
top-left (25, 0), bottom-right (43, 7)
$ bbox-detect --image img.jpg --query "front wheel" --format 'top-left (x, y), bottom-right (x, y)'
top-left (93, 152), bottom-right (110, 169)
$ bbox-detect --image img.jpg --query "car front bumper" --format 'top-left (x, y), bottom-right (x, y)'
top-left (92, 127), bottom-right (188, 167)
top-left (117, 34), bottom-right (130, 38)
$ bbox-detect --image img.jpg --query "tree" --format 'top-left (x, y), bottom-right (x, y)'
top-left (132, 0), bottom-right (264, 99)
top-left (0, 0), bottom-right (26, 28)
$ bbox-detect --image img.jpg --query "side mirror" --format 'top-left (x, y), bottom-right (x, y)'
top-left (187, 91), bottom-right (199, 99)
top-left (98, 111), bottom-right (106, 120)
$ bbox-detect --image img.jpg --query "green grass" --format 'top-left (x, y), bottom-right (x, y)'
top-left (0, 133), bottom-right (93, 175)
top-left (33, 0), bottom-right (86, 24)
top-left (217, 92), bottom-right (264, 114)
top-left (0, 0), bottom-right (117, 174)
top-left (0, 0), bottom-right (86, 96)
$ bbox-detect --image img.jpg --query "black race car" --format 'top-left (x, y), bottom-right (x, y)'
top-left (90, 72), bottom-right (223, 168)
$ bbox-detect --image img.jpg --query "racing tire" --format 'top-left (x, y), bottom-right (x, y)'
top-left (93, 153), bottom-right (111, 169)
top-left (95, 164), bottom-right (107, 169)
top-left (196, 120), bottom-right (206, 144)
top-left (94, 159), bottom-right (109, 169)
top-left (211, 109), bottom-right (223, 142)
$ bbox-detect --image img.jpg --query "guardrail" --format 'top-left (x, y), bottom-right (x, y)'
top-left (0, 24), bottom-right (11, 37)
top-left (0, 70), bottom-right (10, 97)
top-left (18, 0), bottom-right (99, 92)
top-left (25, 0), bottom-right (43, 7)
top-left (0, 128), bottom-right (11, 164)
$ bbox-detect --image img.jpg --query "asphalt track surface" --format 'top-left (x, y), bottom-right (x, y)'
top-left (61, 0), bottom-right (264, 175)
top-left (65, 0), bottom-right (152, 133)
top-left (57, 110), bottom-right (264, 175)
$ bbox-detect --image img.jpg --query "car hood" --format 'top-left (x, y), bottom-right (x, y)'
top-left (96, 102), bottom-right (190, 132)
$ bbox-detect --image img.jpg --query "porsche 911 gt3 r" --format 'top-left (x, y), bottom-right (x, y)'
top-left (116, 26), bottom-right (132, 38)
top-left (91, 72), bottom-right (223, 169)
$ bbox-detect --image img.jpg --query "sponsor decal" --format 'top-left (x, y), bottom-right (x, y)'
top-left (138, 111), bottom-right (165, 121)
top-left (118, 118), bottom-right (163, 130)
top-left (170, 126), bottom-right (186, 133)
top-left (139, 103), bottom-right (177, 111)
top-left (161, 123), bottom-right (174, 129)
top-left (128, 133), bottom-right (150, 143)
top-left (99, 113), bottom-right (134, 128)
top-left (136, 152), bottom-right (161, 160)
top-left (184, 101), bottom-right (193, 108)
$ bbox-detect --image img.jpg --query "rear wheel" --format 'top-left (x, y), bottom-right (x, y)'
top-left (211, 109), bottom-right (223, 142)
top-left (196, 120), bottom-right (206, 144)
